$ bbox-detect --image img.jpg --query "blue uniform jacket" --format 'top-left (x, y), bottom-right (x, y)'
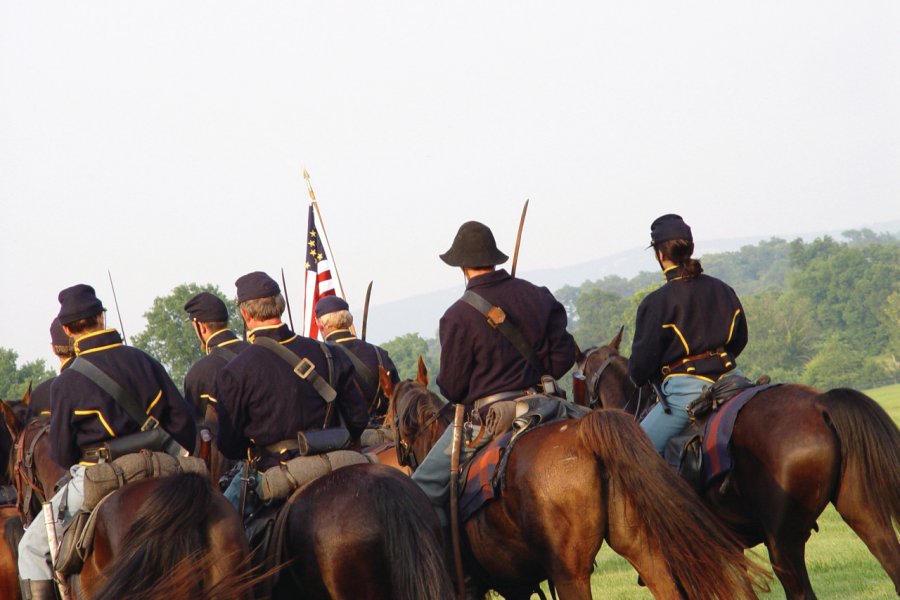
top-left (437, 269), bottom-right (576, 410)
top-left (628, 267), bottom-right (748, 387)
top-left (49, 329), bottom-right (197, 467)
top-left (324, 329), bottom-right (399, 418)
top-left (183, 329), bottom-right (250, 421)
top-left (213, 323), bottom-right (368, 469)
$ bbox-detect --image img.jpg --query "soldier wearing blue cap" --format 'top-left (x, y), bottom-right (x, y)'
top-left (213, 271), bottom-right (368, 510)
top-left (183, 291), bottom-right (250, 421)
top-left (315, 295), bottom-right (400, 422)
top-left (412, 221), bottom-right (576, 525)
top-left (18, 284), bottom-right (196, 599)
top-left (629, 214), bottom-right (748, 452)
top-left (27, 318), bottom-right (75, 419)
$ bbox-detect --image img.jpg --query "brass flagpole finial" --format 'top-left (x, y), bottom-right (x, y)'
top-left (303, 168), bottom-right (316, 202)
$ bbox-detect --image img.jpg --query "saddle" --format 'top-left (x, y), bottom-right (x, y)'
top-left (458, 395), bottom-right (590, 522)
top-left (55, 451), bottom-right (208, 576)
top-left (662, 375), bottom-right (777, 493)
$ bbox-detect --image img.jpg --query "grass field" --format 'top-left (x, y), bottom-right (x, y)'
top-left (533, 383), bottom-right (900, 600)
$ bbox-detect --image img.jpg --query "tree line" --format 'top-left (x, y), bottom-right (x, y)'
top-left (1, 229), bottom-right (896, 400)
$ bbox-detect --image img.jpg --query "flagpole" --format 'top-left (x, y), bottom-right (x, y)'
top-left (303, 168), bottom-right (347, 299)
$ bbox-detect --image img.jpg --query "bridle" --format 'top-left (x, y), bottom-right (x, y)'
top-left (582, 346), bottom-right (652, 420)
top-left (392, 383), bottom-right (450, 471)
top-left (13, 420), bottom-right (52, 523)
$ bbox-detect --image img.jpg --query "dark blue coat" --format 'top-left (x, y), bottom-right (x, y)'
top-left (437, 269), bottom-right (576, 410)
top-left (49, 329), bottom-right (197, 468)
top-left (27, 357), bottom-right (72, 419)
top-left (628, 267), bottom-right (748, 387)
top-left (183, 329), bottom-right (250, 421)
top-left (214, 324), bottom-right (368, 469)
top-left (324, 329), bottom-right (399, 419)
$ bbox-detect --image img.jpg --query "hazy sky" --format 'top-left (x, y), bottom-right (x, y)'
top-left (2, 1), bottom-right (899, 366)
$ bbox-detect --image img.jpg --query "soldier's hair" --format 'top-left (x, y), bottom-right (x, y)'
top-left (319, 309), bottom-right (353, 331)
top-left (240, 294), bottom-right (286, 320)
top-left (52, 344), bottom-right (75, 358)
top-left (657, 239), bottom-right (703, 279)
top-left (64, 313), bottom-right (104, 335)
top-left (203, 321), bottom-right (228, 333)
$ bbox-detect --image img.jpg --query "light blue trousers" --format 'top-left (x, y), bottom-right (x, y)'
top-left (18, 465), bottom-right (85, 581)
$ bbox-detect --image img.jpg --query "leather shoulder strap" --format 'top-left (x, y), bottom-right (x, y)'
top-left (331, 343), bottom-right (378, 393)
top-left (460, 290), bottom-right (546, 375)
top-left (253, 337), bottom-right (337, 403)
top-left (211, 345), bottom-right (238, 363)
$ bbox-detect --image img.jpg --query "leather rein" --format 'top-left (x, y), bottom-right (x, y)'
top-left (13, 420), bottom-right (52, 522)
top-left (582, 347), bottom-right (650, 420)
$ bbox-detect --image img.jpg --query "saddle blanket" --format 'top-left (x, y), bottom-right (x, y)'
top-left (459, 432), bottom-right (512, 522)
top-left (702, 383), bottom-right (779, 484)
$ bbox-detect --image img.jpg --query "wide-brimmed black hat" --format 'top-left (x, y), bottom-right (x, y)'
top-left (650, 214), bottom-right (693, 246)
top-left (184, 292), bottom-right (229, 322)
top-left (50, 317), bottom-right (72, 346)
top-left (440, 221), bottom-right (508, 268)
top-left (57, 284), bottom-right (105, 326)
top-left (235, 271), bottom-right (281, 304)
top-left (315, 295), bottom-right (349, 318)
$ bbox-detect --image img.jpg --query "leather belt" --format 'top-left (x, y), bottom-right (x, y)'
top-left (81, 447), bottom-right (110, 463)
top-left (661, 348), bottom-right (729, 376)
top-left (473, 390), bottom-right (529, 412)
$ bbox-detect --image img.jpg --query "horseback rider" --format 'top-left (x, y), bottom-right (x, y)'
top-left (628, 214), bottom-right (748, 453)
top-left (213, 272), bottom-right (368, 511)
top-left (412, 221), bottom-right (577, 524)
top-left (182, 291), bottom-right (250, 422)
top-left (18, 284), bottom-right (196, 600)
top-left (26, 318), bottom-right (75, 420)
top-left (315, 295), bottom-right (400, 423)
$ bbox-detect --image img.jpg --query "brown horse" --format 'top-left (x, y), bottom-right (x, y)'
top-left (0, 401), bottom-right (251, 599)
top-left (382, 359), bottom-right (770, 600)
top-left (271, 461), bottom-right (454, 600)
top-left (577, 331), bottom-right (900, 599)
top-left (0, 506), bottom-right (23, 600)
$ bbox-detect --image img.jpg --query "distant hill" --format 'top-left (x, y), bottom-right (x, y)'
top-left (365, 220), bottom-right (900, 345)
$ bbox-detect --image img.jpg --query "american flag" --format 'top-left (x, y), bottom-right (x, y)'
top-left (303, 204), bottom-right (337, 339)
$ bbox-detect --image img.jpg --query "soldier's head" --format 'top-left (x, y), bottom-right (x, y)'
top-left (235, 271), bottom-right (285, 326)
top-left (440, 221), bottom-right (508, 279)
top-left (184, 291), bottom-right (230, 346)
top-left (649, 214), bottom-right (702, 278)
top-left (57, 284), bottom-right (106, 337)
top-left (315, 296), bottom-right (352, 337)
top-left (49, 317), bottom-right (74, 360)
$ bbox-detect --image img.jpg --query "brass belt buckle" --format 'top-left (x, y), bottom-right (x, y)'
top-left (294, 357), bottom-right (315, 379)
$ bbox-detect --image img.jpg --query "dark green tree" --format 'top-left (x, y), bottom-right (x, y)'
top-left (0, 348), bottom-right (55, 400)
top-left (131, 283), bottom-right (241, 386)
top-left (380, 332), bottom-right (435, 383)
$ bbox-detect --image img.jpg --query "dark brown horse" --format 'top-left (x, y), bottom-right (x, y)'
top-left (0, 401), bottom-right (251, 599)
top-left (0, 506), bottom-right (23, 600)
top-left (577, 331), bottom-right (900, 599)
top-left (271, 462), bottom-right (454, 600)
top-left (383, 359), bottom-right (770, 600)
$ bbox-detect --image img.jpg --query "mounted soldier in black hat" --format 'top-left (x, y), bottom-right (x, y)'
top-left (18, 284), bottom-right (196, 600)
top-left (26, 318), bottom-right (75, 420)
top-left (315, 295), bottom-right (400, 429)
top-left (213, 271), bottom-right (368, 513)
top-left (411, 220), bottom-right (577, 525)
top-left (628, 214), bottom-right (748, 453)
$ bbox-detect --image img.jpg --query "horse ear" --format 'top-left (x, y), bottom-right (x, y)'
top-left (0, 400), bottom-right (21, 440)
top-left (23, 380), bottom-right (32, 407)
top-left (416, 356), bottom-right (429, 387)
top-left (611, 326), bottom-right (624, 351)
top-left (574, 341), bottom-right (585, 365)
top-left (378, 366), bottom-right (394, 398)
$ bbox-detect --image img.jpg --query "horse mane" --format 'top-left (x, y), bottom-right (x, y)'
top-left (393, 380), bottom-right (448, 439)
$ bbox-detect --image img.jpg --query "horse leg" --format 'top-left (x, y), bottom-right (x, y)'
top-left (553, 577), bottom-right (593, 600)
top-left (832, 470), bottom-right (900, 594)
top-left (763, 532), bottom-right (817, 600)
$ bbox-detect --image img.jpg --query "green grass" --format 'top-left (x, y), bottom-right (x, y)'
top-left (531, 384), bottom-right (900, 599)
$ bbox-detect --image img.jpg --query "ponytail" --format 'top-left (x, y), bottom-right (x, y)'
top-left (657, 239), bottom-right (703, 280)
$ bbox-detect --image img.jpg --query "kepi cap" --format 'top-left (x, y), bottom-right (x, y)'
top-left (184, 292), bottom-right (229, 322)
top-left (315, 295), bottom-right (349, 318)
top-left (50, 317), bottom-right (72, 346)
top-left (235, 271), bottom-right (280, 304)
top-left (57, 284), bottom-right (105, 326)
top-left (649, 214), bottom-right (693, 246)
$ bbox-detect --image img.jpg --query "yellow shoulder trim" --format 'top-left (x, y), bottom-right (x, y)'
top-left (280, 335), bottom-right (298, 345)
top-left (146, 389), bottom-right (163, 413)
top-left (79, 342), bottom-right (124, 355)
top-left (662, 323), bottom-right (690, 354)
top-left (201, 394), bottom-right (217, 404)
top-left (726, 309), bottom-right (742, 344)
top-left (73, 409), bottom-right (116, 437)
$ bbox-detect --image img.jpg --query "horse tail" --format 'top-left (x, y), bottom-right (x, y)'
top-left (371, 473), bottom-right (455, 600)
top-left (90, 473), bottom-right (213, 600)
top-left (817, 388), bottom-right (900, 527)
top-left (577, 410), bottom-right (769, 600)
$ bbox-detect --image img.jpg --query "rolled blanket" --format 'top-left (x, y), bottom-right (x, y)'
top-left (258, 450), bottom-right (374, 502)
top-left (360, 427), bottom-right (394, 447)
top-left (484, 400), bottom-right (518, 439)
